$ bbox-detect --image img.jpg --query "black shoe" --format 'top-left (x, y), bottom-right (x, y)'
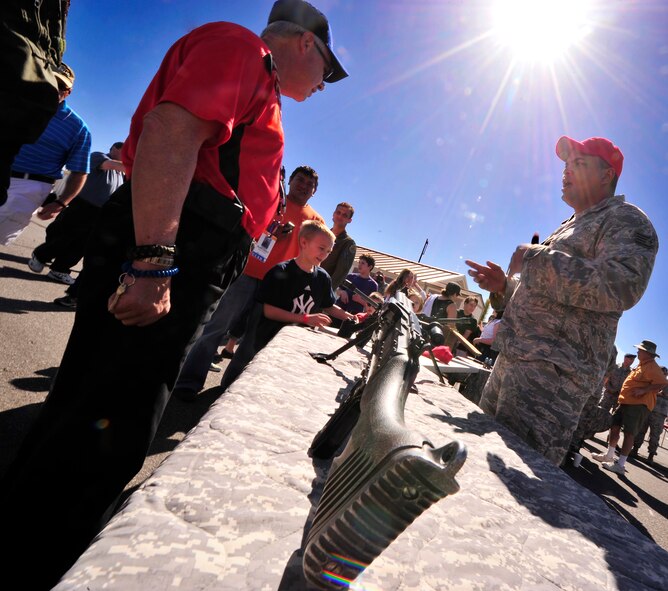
top-left (172, 387), bottom-right (198, 403)
top-left (53, 295), bottom-right (77, 309)
top-left (213, 349), bottom-right (234, 362)
top-left (647, 453), bottom-right (656, 465)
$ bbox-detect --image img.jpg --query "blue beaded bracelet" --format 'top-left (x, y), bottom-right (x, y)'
top-left (122, 261), bottom-right (179, 278)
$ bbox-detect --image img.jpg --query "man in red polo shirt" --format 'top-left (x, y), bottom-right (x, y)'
top-left (0, 2), bottom-right (348, 588)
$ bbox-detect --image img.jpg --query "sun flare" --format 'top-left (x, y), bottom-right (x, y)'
top-left (491, 0), bottom-right (592, 63)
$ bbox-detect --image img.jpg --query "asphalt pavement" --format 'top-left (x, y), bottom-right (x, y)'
top-left (1, 216), bottom-right (667, 551)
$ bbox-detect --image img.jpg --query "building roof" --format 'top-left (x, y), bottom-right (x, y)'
top-left (356, 245), bottom-right (484, 306)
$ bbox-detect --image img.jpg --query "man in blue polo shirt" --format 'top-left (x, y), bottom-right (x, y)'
top-left (0, 62), bottom-right (91, 247)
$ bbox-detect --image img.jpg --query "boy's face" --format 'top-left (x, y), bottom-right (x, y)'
top-left (301, 233), bottom-right (334, 266)
top-left (357, 258), bottom-right (371, 274)
top-left (332, 205), bottom-right (353, 226)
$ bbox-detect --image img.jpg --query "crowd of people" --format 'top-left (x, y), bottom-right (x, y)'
top-left (0, 0), bottom-right (665, 588)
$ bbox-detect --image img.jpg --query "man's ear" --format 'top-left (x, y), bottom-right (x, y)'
top-left (299, 30), bottom-right (315, 55)
top-left (601, 166), bottom-right (615, 186)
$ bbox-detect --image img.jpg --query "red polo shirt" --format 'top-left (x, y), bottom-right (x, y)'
top-left (122, 22), bottom-right (284, 238)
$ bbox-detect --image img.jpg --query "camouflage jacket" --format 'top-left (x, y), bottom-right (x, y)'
top-left (605, 364), bottom-right (632, 395)
top-left (494, 196), bottom-right (658, 381)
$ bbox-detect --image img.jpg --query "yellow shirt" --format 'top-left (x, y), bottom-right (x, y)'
top-left (617, 358), bottom-right (667, 411)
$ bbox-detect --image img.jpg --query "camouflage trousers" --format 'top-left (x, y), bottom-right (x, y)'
top-left (479, 355), bottom-right (595, 465)
top-left (633, 411), bottom-right (667, 456)
top-left (570, 382), bottom-right (612, 450)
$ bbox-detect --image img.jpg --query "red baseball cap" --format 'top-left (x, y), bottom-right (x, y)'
top-left (556, 136), bottom-right (624, 179)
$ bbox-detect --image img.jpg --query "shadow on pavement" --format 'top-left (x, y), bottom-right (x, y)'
top-left (0, 251), bottom-right (30, 265)
top-left (10, 366), bottom-right (58, 392)
top-left (0, 296), bottom-right (74, 314)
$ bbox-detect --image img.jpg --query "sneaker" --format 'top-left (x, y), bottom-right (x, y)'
top-left (591, 452), bottom-right (614, 463)
top-left (213, 349), bottom-right (234, 362)
top-left (53, 295), bottom-right (77, 309)
top-left (602, 461), bottom-right (626, 475)
top-left (28, 253), bottom-right (45, 273)
top-left (47, 270), bottom-right (75, 285)
top-left (209, 362), bottom-right (222, 373)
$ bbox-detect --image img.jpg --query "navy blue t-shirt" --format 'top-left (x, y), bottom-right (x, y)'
top-left (250, 258), bottom-right (336, 350)
top-left (338, 273), bottom-right (378, 314)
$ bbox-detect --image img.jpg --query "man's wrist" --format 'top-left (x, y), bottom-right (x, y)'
top-left (494, 276), bottom-right (508, 295)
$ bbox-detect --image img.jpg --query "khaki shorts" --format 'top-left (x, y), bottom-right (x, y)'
top-left (611, 404), bottom-right (650, 436)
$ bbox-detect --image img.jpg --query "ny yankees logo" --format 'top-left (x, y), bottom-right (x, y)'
top-left (292, 292), bottom-right (315, 315)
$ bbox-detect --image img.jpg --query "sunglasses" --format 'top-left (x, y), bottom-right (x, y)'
top-left (313, 42), bottom-right (333, 81)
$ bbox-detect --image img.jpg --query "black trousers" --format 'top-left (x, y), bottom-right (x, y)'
top-left (0, 182), bottom-right (250, 589)
top-left (33, 198), bottom-right (102, 272)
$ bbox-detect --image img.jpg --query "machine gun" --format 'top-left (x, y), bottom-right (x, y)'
top-left (304, 292), bottom-right (467, 589)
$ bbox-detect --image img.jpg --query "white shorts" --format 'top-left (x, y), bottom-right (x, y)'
top-left (0, 178), bottom-right (53, 245)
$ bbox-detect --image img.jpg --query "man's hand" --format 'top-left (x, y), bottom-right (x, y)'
top-left (508, 244), bottom-right (532, 276)
top-left (464, 259), bottom-right (507, 293)
top-left (304, 313), bottom-right (332, 328)
top-left (108, 277), bottom-right (171, 326)
top-left (338, 290), bottom-right (349, 304)
top-left (37, 202), bottom-right (65, 220)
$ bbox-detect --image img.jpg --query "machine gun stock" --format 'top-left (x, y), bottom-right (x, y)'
top-left (304, 292), bottom-right (467, 589)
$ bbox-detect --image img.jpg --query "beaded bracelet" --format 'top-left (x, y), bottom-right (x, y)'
top-left (54, 198), bottom-right (68, 209)
top-left (121, 261), bottom-right (179, 278)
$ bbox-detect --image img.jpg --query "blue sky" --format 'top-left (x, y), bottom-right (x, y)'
top-left (64, 0), bottom-right (667, 363)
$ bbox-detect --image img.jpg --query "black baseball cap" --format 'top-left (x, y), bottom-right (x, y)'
top-left (268, 0), bottom-right (348, 83)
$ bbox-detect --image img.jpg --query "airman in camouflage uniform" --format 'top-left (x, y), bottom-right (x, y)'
top-left (599, 352), bottom-right (636, 411)
top-left (466, 136), bottom-right (658, 465)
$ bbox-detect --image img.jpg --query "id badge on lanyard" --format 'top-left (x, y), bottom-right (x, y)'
top-left (250, 166), bottom-right (287, 263)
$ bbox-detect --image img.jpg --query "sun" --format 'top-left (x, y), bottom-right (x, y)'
top-left (491, 0), bottom-right (593, 63)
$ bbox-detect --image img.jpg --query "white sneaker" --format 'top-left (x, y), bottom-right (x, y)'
top-left (602, 461), bottom-right (626, 475)
top-left (591, 452), bottom-right (614, 463)
top-left (209, 362), bottom-right (222, 373)
top-left (28, 253), bottom-right (45, 273)
top-left (47, 270), bottom-right (75, 285)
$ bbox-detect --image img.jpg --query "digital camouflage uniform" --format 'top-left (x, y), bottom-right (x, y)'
top-left (633, 385), bottom-right (668, 456)
top-left (599, 363), bottom-right (632, 411)
top-left (569, 348), bottom-right (619, 454)
top-left (481, 195), bottom-right (658, 465)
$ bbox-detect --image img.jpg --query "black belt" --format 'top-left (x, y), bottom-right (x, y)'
top-left (10, 170), bottom-right (56, 184)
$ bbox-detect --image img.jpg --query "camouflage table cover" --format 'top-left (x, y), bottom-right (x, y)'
top-left (55, 326), bottom-right (668, 590)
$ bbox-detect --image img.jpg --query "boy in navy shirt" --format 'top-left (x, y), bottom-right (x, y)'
top-left (221, 220), bottom-right (354, 389)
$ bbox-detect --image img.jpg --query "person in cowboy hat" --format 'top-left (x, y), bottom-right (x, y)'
top-left (593, 340), bottom-right (668, 474)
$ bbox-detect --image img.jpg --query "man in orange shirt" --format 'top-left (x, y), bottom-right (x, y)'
top-left (592, 340), bottom-right (668, 474)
